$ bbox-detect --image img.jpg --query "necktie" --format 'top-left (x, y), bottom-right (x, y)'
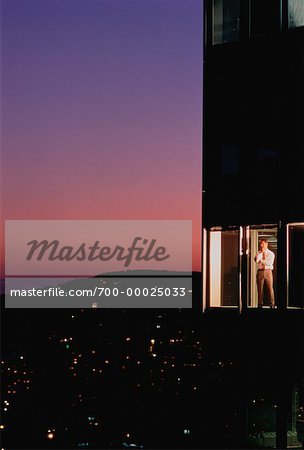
top-left (262, 251), bottom-right (266, 268)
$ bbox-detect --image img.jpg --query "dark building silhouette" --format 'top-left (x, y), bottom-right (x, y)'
top-left (201, 1), bottom-right (304, 448)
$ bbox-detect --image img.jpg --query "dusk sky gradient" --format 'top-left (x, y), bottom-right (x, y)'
top-left (1, 0), bottom-right (202, 272)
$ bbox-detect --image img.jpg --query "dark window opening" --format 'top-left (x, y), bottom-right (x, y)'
top-left (221, 144), bottom-right (240, 175)
top-left (257, 147), bottom-right (280, 173)
top-left (250, 0), bottom-right (280, 38)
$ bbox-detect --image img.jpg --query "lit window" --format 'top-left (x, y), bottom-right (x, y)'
top-left (287, 224), bottom-right (304, 308)
top-left (209, 229), bottom-right (240, 307)
top-left (289, 0), bottom-right (304, 28)
top-left (213, 0), bottom-right (240, 45)
top-left (247, 226), bottom-right (277, 308)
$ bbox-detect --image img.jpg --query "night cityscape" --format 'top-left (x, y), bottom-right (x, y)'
top-left (1, 276), bottom-right (205, 449)
top-left (1, 272), bottom-right (304, 448)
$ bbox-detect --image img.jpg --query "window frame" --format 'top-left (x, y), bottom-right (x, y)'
top-left (205, 225), bottom-right (242, 310)
top-left (245, 224), bottom-right (278, 309)
top-left (286, 222), bottom-right (304, 309)
top-left (204, 223), bottom-right (284, 311)
top-left (206, 0), bottom-right (304, 48)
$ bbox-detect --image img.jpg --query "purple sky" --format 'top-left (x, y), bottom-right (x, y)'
top-left (1, 0), bottom-right (202, 271)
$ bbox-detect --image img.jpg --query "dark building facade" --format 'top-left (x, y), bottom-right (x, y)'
top-left (201, 1), bottom-right (304, 448)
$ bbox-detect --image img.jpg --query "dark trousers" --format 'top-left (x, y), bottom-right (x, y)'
top-left (257, 269), bottom-right (275, 307)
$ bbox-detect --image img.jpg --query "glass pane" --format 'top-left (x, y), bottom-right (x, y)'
top-left (295, 380), bottom-right (304, 447)
top-left (289, 0), bottom-right (304, 28)
top-left (288, 224), bottom-right (304, 308)
top-left (287, 384), bottom-right (304, 447)
top-left (257, 147), bottom-right (279, 165)
top-left (209, 230), bottom-right (239, 306)
top-left (221, 144), bottom-right (240, 175)
top-left (213, 0), bottom-right (240, 45)
top-left (248, 227), bottom-right (277, 308)
top-left (250, 0), bottom-right (279, 38)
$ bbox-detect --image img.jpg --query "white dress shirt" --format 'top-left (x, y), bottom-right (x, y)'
top-left (255, 249), bottom-right (275, 270)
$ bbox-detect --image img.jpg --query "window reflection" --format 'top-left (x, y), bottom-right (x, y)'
top-left (289, 0), bottom-right (304, 28)
top-left (213, 0), bottom-right (240, 45)
top-left (296, 393), bottom-right (304, 448)
top-left (288, 385), bottom-right (304, 447)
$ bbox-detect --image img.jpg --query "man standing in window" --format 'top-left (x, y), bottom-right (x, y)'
top-left (254, 239), bottom-right (275, 308)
